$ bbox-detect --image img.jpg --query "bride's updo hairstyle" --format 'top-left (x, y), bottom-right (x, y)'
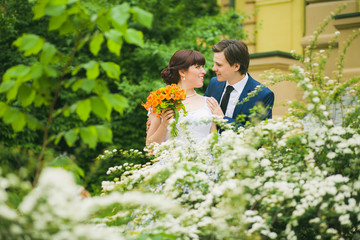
top-left (161, 50), bottom-right (205, 85)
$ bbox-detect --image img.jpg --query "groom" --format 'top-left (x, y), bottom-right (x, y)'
top-left (205, 39), bottom-right (274, 128)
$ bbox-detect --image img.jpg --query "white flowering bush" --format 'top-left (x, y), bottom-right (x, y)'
top-left (0, 167), bottom-right (181, 239)
top-left (100, 115), bottom-right (359, 239)
top-left (1, 7), bottom-right (359, 240)
top-left (238, 117), bottom-right (360, 239)
top-left (99, 8), bottom-right (360, 240)
top-left (88, 148), bottom-right (154, 194)
top-left (0, 168), bottom-right (32, 238)
top-left (102, 130), bottom-right (259, 240)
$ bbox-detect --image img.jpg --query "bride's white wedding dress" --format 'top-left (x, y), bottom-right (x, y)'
top-left (148, 97), bottom-right (213, 144)
top-left (174, 97), bottom-right (213, 143)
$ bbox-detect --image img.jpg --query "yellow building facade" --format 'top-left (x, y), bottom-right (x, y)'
top-left (218, 0), bottom-right (360, 118)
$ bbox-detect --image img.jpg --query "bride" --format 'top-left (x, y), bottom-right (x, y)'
top-left (146, 50), bottom-right (216, 145)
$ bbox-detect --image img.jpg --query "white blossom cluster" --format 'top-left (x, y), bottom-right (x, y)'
top-left (2, 109), bottom-right (360, 239)
top-left (238, 116), bottom-right (360, 239)
top-left (101, 126), bottom-right (259, 239)
top-left (96, 111), bottom-right (360, 239)
top-left (0, 168), bottom-right (179, 239)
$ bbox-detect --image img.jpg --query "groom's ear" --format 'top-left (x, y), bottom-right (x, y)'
top-left (233, 63), bottom-right (240, 72)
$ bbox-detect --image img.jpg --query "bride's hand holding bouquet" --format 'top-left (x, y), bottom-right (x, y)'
top-left (142, 84), bottom-right (187, 137)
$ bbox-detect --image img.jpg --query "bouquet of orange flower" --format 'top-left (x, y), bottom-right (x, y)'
top-left (142, 84), bottom-right (187, 137)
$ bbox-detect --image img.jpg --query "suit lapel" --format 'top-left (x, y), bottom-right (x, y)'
top-left (214, 81), bottom-right (226, 103)
top-left (232, 77), bottom-right (256, 118)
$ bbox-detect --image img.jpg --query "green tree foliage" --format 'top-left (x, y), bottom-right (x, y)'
top-left (0, 0), bottom-right (247, 192)
top-left (0, 0), bottom-right (152, 184)
top-left (88, 0), bottom-right (220, 43)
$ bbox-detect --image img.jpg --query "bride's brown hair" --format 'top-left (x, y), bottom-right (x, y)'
top-left (161, 50), bottom-right (206, 85)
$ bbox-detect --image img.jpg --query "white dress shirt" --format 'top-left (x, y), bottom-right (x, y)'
top-left (220, 73), bottom-right (248, 118)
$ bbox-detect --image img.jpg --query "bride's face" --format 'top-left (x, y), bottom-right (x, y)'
top-left (182, 65), bottom-right (206, 89)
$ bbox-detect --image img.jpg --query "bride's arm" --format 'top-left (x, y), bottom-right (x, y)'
top-left (210, 123), bottom-right (217, 133)
top-left (146, 110), bottom-right (174, 145)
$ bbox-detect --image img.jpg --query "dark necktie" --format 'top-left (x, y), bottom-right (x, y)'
top-left (220, 85), bottom-right (234, 115)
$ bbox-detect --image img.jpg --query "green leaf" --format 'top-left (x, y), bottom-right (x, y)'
top-left (43, 66), bottom-right (58, 77)
top-left (11, 112), bottom-right (26, 132)
top-left (82, 61), bottom-right (99, 80)
top-left (59, 20), bottom-right (75, 35)
top-left (13, 34), bottom-right (45, 56)
top-left (51, 0), bottom-right (68, 5)
top-left (77, 167), bottom-right (85, 178)
top-left (49, 14), bottom-right (68, 31)
top-left (124, 28), bottom-right (144, 46)
top-left (77, 39), bottom-right (87, 51)
top-left (104, 29), bottom-right (123, 44)
top-left (63, 108), bottom-right (70, 117)
top-left (106, 39), bottom-right (121, 56)
top-left (18, 84), bottom-right (36, 107)
top-left (81, 79), bottom-right (96, 93)
top-left (40, 42), bottom-right (58, 65)
top-left (71, 65), bottom-right (82, 76)
top-left (34, 95), bottom-right (45, 107)
top-left (80, 126), bottom-right (97, 148)
top-left (93, 80), bottom-right (109, 95)
top-left (89, 34), bottom-right (104, 56)
top-left (54, 132), bottom-right (64, 145)
top-left (76, 99), bottom-right (91, 122)
top-left (33, 1), bottom-right (48, 20)
top-left (100, 62), bottom-right (121, 80)
top-left (105, 93), bottom-right (128, 114)
top-left (67, 4), bottom-right (80, 15)
top-left (44, 5), bottom-right (66, 16)
top-left (27, 38), bottom-right (45, 56)
top-left (70, 103), bottom-right (77, 113)
top-left (96, 15), bottom-right (110, 32)
top-left (26, 114), bottom-right (42, 130)
top-left (0, 102), bottom-right (9, 117)
top-left (48, 154), bottom-right (85, 181)
top-left (100, 97), bottom-right (112, 121)
top-left (110, 3), bottom-right (130, 27)
top-left (90, 97), bottom-right (108, 119)
top-left (96, 125), bottom-right (112, 143)
top-left (6, 81), bottom-right (21, 101)
top-left (3, 107), bottom-right (19, 124)
top-left (72, 79), bottom-right (83, 92)
top-left (0, 80), bottom-right (15, 93)
top-left (64, 129), bottom-right (78, 147)
top-left (31, 64), bottom-right (43, 79)
top-left (131, 7), bottom-right (153, 29)
top-left (3, 65), bottom-right (31, 82)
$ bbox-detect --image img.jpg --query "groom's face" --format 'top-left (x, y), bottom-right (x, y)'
top-left (212, 52), bottom-right (237, 82)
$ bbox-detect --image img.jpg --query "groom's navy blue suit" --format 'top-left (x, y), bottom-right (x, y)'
top-left (204, 74), bottom-right (274, 127)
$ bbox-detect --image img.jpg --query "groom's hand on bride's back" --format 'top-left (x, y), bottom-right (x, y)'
top-left (206, 97), bottom-right (224, 118)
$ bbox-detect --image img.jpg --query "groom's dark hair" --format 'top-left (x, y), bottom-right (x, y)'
top-left (212, 39), bottom-right (249, 75)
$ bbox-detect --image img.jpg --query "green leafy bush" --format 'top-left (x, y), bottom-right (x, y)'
top-left (0, 0), bottom-right (152, 185)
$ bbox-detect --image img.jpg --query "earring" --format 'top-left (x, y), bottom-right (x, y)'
top-left (183, 76), bottom-right (185, 81)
